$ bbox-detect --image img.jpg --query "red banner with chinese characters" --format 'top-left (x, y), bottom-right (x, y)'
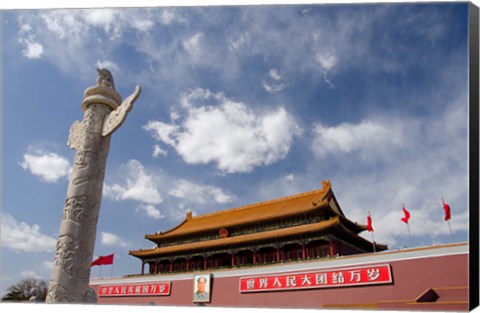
top-left (239, 264), bottom-right (392, 293)
top-left (98, 282), bottom-right (171, 297)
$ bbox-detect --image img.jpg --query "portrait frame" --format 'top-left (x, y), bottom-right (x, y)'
top-left (192, 274), bottom-right (212, 303)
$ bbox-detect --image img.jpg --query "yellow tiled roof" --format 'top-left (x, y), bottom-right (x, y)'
top-left (146, 180), bottom-right (337, 241)
top-left (130, 216), bottom-right (340, 258)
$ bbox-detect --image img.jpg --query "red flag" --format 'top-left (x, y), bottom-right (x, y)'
top-left (401, 206), bottom-right (411, 224)
top-left (442, 198), bottom-right (451, 221)
top-left (91, 254), bottom-right (114, 267)
top-left (367, 213), bottom-right (374, 232)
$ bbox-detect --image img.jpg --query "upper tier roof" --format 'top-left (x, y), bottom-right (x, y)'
top-left (145, 180), bottom-right (356, 242)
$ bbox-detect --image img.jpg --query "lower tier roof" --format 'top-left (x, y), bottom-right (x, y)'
top-left (130, 216), bottom-right (386, 260)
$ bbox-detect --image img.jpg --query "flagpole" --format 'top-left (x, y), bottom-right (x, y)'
top-left (111, 254), bottom-right (115, 277)
top-left (100, 265), bottom-right (103, 278)
top-left (406, 223), bottom-right (413, 246)
top-left (447, 220), bottom-right (454, 241)
top-left (371, 231), bottom-right (376, 253)
top-left (368, 210), bottom-right (376, 253)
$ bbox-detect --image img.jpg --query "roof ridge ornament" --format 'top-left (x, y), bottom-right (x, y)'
top-left (312, 180), bottom-right (332, 206)
top-left (321, 180), bottom-right (331, 190)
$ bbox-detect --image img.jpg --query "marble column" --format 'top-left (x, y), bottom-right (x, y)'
top-left (46, 69), bottom-right (141, 303)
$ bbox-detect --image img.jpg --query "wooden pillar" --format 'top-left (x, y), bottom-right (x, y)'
top-left (204, 255), bottom-right (208, 270)
top-left (169, 259), bottom-right (173, 272)
top-left (141, 261), bottom-right (145, 275)
top-left (253, 249), bottom-right (257, 265)
top-left (329, 239), bottom-right (335, 256)
top-left (186, 257), bottom-right (190, 271)
top-left (231, 252), bottom-right (235, 267)
top-left (155, 260), bottom-right (159, 274)
top-left (302, 241), bottom-right (306, 260)
top-left (276, 245), bottom-right (281, 263)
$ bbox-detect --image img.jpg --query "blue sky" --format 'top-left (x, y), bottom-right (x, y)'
top-left (1, 2), bottom-right (472, 295)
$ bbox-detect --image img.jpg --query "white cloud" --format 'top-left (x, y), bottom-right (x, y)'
top-left (210, 187), bottom-right (234, 204)
top-left (96, 60), bottom-right (120, 72)
top-left (36, 9), bottom-right (133, 42)
top-left (228, 33), bottom-right (250, 51)
top-left (18, 23), bottom-right (44, 59)
top-left (19, 149), bottom-right (70, 183)
top-left (315, 52), bottom-right (337, 71)
top-left (152, 144), bottom-right (168, 158)
top-left (104, 160), bottom-right (235, 219)
top-left (136, 204), bottom-right (165, 219)
top-left (159, 9), bottom-right (185, 25)
top-left (312, 120), bottom-right (402, 159)
top-left (83, 9), bottom-right (118, 30)
top-left (21, 40), bottom-right (44, 59)
top-left (263, 81), bottom-right (286, 93)
top-left (15, 6), bottom-right (447, 94)
top-left (262, 69), bottom-right (287, 93)
top-left (168, 179), bottom-right (234, 204)
top-left (40, 10), bottom-right (86, 40)
top-left (15, 9), bottom-right (157, 80)
top-left (314, 51), bottom-right (338, 87)
top-left (269, 69), bottom-right (282, 80)
top-left (165, 203), bottom-right (195, 223)
top-left (182, 32), bottom-right (203, 56)
top-left (20, 23), bottom-right (32, 32)
top-left (100, 231), bottom-right (127, 247)
top-left (345, 185), bottom-right (469, 249)
top-left (170, 111), bottom-right (181, 122)
top-left (1, 213), bottom-right (56, 253)
top-left (133, 20), bottom-right (154, 32)
top-left (160, 10), bottom-right (176, 25)
top-left (309, 94), bottom-right (468, 248)
top-left (144, 88), bottom-right (302, 173)
top-left (143, 121), bottom-right (178, 146)
top-left (103, 160), bottom-right (163, 204)
top-left (20, 270), bottom-right (42, 279)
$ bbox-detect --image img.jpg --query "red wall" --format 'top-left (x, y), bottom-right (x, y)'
top-left (91, 251), bottom-right (468, 310)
